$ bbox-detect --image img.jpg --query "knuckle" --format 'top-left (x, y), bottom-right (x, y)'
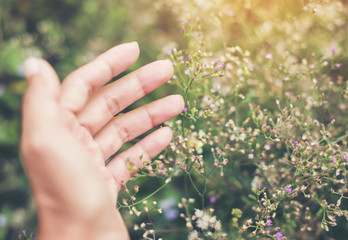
top-left (102, 95), bottom-right (121, 117)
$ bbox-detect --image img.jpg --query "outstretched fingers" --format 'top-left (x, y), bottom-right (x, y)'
top-left (106, 127), bottom-right (173, 185)
top-left (77, 59), bottom-right (174, 135)
top-left (59, 42), bottom-right (140, 113)
top-left (94, 94), bottom-right (184, 160)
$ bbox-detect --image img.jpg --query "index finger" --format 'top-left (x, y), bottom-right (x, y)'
top-left (59, 42), bottom-right (140, 113)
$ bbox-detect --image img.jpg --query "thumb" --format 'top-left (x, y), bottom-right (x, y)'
top-left (22, 58), bottom-right (61, 131)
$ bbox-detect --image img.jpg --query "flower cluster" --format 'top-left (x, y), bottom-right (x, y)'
top-left (118, 0), bottom-right (348, 239)
top-left (177, 198), bottom-right (226, 240)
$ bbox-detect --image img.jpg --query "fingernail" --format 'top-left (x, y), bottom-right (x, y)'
top-left (127, 41), bottom-right (139, 48)
top-left (23, 58), bottom-right (40, 77)
top-left (132, 41), bottom-right (138, 45)
top-left (132, 41), bottom-right (139, 49)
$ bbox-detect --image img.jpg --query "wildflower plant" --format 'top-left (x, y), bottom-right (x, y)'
top-left (18, 230), bottom-right (35, 240)
top-left (116, 0), bottom-right (348, 239)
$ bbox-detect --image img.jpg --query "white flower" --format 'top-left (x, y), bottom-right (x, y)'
top-left (202, 214), bottom-right (210, 223)
top-left (251, 176), bottom-right (262, 189)
top-left (188, 230), bottom-right (200, 240)
top-left (195, 209), bottom-right (204, 218)
top-left (208, 216), bottom-right (217, 225)
top-left (196, 218), bottom-right (209, 230)
top-left (214, 220), bottom-right (222, 231)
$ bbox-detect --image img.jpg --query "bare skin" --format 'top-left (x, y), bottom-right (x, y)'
top-left (21, 42), bottom-right (184, 240)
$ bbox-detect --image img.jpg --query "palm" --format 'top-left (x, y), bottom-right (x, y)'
top-left (58, 42), bottom-right (184, 201)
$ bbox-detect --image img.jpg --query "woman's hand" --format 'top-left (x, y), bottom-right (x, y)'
top-left (21, 42), bottom-right (184, 240)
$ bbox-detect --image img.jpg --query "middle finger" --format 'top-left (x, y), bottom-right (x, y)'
top-left (77, 59), bottom-right (173, 135)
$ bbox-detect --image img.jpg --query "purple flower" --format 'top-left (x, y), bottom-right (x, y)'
top-left (164, 209), bottom-right (179, 220)
top-left (265, 53), bottom-right (272, 59)
top-left (267, 220), bottom-right (273, 226)
top-left (30, 233), bottom-right (35, 238)
top-left (22, 230), bottom-right (27, 235)
top-left (335, 63), bottom-right (342, 68)
top-left (342, 153), bottom-right (347, 160)
top-left (275, 232), bottom-right (283, 239)
top-left (210, 197), bottom-right (216, 204)
top-left (286, 188), bottom-right (292, 194)
top-left (183, 107), bottom-right (188, 113)
top-left (333, 156), bottom-right (337, 163)
top-left (166, 49), bottom-right (172, 55)
top-left (294, 141), bottom-right (298, 145)
top-left (331, 48), bottom-right (336, 54)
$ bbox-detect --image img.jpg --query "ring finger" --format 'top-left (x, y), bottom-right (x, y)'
top-left (94, 94), bottom-right (184, 160)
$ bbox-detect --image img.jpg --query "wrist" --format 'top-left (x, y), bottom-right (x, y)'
top-left (37, 205), bottom-right (129, 240)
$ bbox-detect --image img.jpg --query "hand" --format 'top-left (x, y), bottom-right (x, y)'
top-left (21, 42), bottom-right (184, 240)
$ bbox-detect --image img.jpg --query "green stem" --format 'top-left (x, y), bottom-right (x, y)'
top-left (253, 159), bottom-right (273, 191)
top-left (202, 178), bottom-right (207, 208)
top-left (205, 166), bottom-right (217, 178)
top-left (332, 132), bottom-right (348, 144)
top-left (145, 211), bottom-right (156, 239)
top-left (119, 181), bottom-right (169, 208)
top-left (187, 172), bottom-right (203, 197)
top-left (182, 77), bottom-right (194, 137)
